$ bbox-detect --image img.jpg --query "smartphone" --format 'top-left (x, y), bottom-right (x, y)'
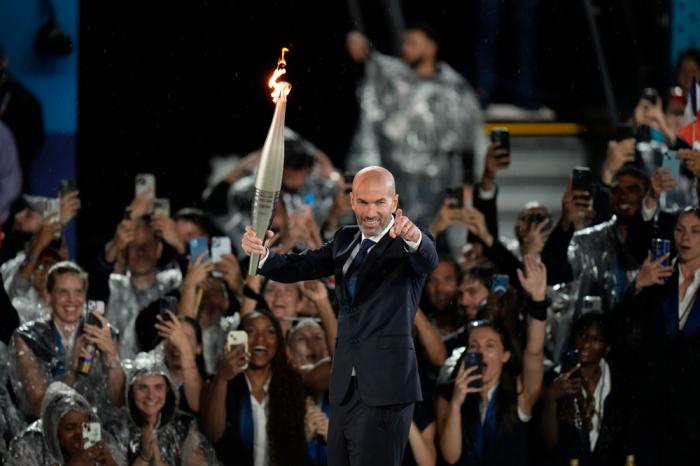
top-left (490, 127), bottom-right (510, 157)
top-left (651, 238), bottom-right (671, 267)
top-left (59, 179), bottom-right (77, 196)
top-left (188, 237), bottom-right (210, 262)
top-left (444, 187), bottom-right (464, 209)
top-left (527, 212), bottom-right (550, 230)
top-left (344, 172), bottom-right (355, 194)
top-left (560, 349), bottom-right (581, 375)
top-left (641, 87), bottom-right (658, 105)
top-left (43, 197), bottom-right (61, 223)
top-left (153, 198), bottom-right (170, 217)
top-left (491, 274), bottom-right (509, 295)
top-left (211, 236), bottom-right (232, 278)
top-left (462, 352), bottom-right (483, 388)
top-left (135, 173), bottom-right (156, 199)
top-left (662, 151), bottom-right (681, 180)
top-left (82, 422), bottom-right (102, 449)
top-left (571, 167), bottom-right (593, 198)
top-left (159, 296), bottom-right (179, 321)
top-left (85, 300), bottom-right (105, 328)
top-left (615, 124), bottom-right (635, 142)
top-left (227, 330), bottom-right (249, 370)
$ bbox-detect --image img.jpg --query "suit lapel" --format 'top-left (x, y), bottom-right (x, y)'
top-left (335, 231), bottom-right (361, 304)
top-left (351, 233), bottom-right (394, 303)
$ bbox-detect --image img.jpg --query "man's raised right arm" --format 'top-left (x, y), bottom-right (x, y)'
top-left (241, 225), bottom-right (334, 283)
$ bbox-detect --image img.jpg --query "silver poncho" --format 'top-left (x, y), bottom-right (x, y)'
top-left (7, 381), bottom-right (126, 466)
top-left (106, 269), bottom-right (181, 359)
top-left (347, 52), bottom-right (485, 227)
top-left (108, 352), bottom-right (220, 466)
top-left (8, 316), bottom-right (121, 424)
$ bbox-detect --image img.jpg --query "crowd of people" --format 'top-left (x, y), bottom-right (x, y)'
top-left (1, 22), bottom-right (700, 466)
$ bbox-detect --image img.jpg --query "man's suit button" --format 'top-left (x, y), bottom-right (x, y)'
top-left (351, 338), bottom-right (358, 344)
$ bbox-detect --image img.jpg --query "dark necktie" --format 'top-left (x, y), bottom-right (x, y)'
top-left (346, 238), bottom-right (375, 300)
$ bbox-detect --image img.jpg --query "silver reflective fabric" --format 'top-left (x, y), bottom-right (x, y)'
top-left (347, 52), bottom-right (483, 227)
top-left (112, 353), bottom-right (220, 466)
top-left (7, 382), bottom-right (126, 466)
top-left (567, 216), bottom-right (633, 313)
top-left (106, 269), bottom-right (181, 359)
top-left (8, 317), bottom-right (120, 423)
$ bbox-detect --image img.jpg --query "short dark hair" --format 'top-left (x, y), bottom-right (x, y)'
top-left (173, 207), bottom-right (219, 237)
top-left (613, 165), bottom-right (650, 191)
top-left (46, 261), bottom-right (88, 293)
top-left (406, 22), bottom-right (439, 44)
top-left (568, 311), bottom-right (610, 349)
top-left (676, 48), bottom-right (700, 73)
top-left (284, 137), bottom-right (315, 170)
top-left (461, 259), bottom-right (495, 289)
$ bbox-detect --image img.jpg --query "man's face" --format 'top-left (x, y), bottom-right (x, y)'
top-left (350, 177), bottom-right (398, 237)
top-left (460, 276), bottom-right (489, 320)
top-left (610, 174), bottom-right (645, 220)
top-left (402, 29), bottom-right (436, 69)
top-left (575, 323), bottom-right (608, 367)
top-left (175, 219), bottom-right (206, 245)
top-left (425, 261), bottom-right (459, 311)
top-left (289, 324), bottom-right (329, 367)
top-left (282, 167), bottom-right (310, 192)
top-left (57, 410), bottom-right (90, 456)
top-left (14, 208), bottom-right (43, 233)
top-left (127, 225), bottom-right (162, 275)
top-left (264, 281), bottom-right (301, 323)
top-left (50, 273), bottom-right (86, 326)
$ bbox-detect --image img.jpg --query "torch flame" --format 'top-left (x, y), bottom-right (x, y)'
top-left (269, 47), bottom-right (292, 102)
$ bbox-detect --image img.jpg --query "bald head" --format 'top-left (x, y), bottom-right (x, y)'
top-left (350, 166), bottom-right (399, 236)
top-left (352, 166), bottom-right (396, 195)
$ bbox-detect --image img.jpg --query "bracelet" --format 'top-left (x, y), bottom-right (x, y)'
top-left (104, 356), bottom-right (121, 370)
top-left (527, 298), bottom-right (548, 321)
top-left (20, 255), bottom-right (40, 268)
top-left (243, 284), bottom-right (261, 300)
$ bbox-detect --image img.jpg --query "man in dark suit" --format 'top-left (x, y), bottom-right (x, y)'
top-left (241, 166), bottom-right (438, 466)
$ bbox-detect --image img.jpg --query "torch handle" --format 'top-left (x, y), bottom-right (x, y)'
top-left (248, 188), bottom-right (280, 277)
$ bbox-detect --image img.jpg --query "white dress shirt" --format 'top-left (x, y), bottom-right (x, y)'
top-left (244, 373), bottom-right (272, 466)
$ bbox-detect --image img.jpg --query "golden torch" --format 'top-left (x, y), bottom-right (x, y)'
top-left (248, 48), bottom-right (292, 275)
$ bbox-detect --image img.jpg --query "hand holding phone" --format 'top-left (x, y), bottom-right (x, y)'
top-left (560, 349), bottom-right (581, 377)
top-left (491, 274), bottom-right (509, 295)
top-left (444, 187), bottom-right (464, 209)
top-left (159, 296), bottom-right (179, 321)
top-left (135, 174), bottom-right (156, 199)
top-left (571, 167), bottom-right (593, 199)
top-left (662, 151), bottom-right (681, 180)
top-left (227, 330), bottom-right (249, 370)
top-left (82, 422), bottom-right (101, 449)
top-left (211, 236), bottom-right (232, 278)
top-left (463, 352), bottom-right (483, 388)
top-left (188, 237), bottom-right (210, 263)
top-left (85, 301), bottom-right (105, 328)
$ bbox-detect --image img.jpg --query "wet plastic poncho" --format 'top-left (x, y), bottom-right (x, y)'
top-left (0, 363), bottom-right (26, 461)
top-left (8, 316), bottom-right (121, 423)
top-left (106, 268), bottom-right (181, 359)
top-left (110, 352), bottom-right (220, 466)
top-left (7, 381), bottom-right (126, 466)
top-left (347, 52), bottom-right (485, 227)
top-left (0, 253), bottom-right (49, 324)
top-left (566, 216), bottom-right (637, 313)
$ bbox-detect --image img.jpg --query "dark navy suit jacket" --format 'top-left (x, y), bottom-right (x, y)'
top-left (260, 225), bottom-right (438, 406)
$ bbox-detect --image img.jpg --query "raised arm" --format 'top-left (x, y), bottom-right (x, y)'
top-left (516, 255), bottom-right (547, 416)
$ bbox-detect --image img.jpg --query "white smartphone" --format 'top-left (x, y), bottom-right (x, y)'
top-left (135, 174), bottom-right (156, 199)
top-left (227, 330), bottom-right (249, 370)
top-left (153, 198), bottom-right (170, 217)
top-left (82, 422), bottom-right (101, 449)
top-left (211, 236), bottom-right (232, 278)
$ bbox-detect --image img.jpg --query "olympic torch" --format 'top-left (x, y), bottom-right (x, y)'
top-left (248, 48), bottom-right (292, 275)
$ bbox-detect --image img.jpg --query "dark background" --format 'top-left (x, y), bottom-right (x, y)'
top-left (77, 0), bottom-right (671, 262)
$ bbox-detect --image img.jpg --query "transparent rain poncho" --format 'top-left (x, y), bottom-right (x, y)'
top-left (566, 216), bottom-right (636, 313)
top-left (0, 361), bottom-right (26, 461)
top-left (8, 316), bottom-right (122, 424)
top-left (109, 352), bottom-right (220, 466)
top-left (106, 268), bottom-right (181, 359)
top-left (347, 52), bottom-right (485, 227)
top-left (7, 381), bottom-right (126, 466)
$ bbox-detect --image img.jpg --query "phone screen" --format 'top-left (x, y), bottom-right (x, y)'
top-left (571, 167), bottom-right (593, 197)
top-left (188, 237), bottom-right (210, 262)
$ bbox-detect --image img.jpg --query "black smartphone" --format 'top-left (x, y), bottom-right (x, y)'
top-left (85, 301), bottom-right (104, 328)
top-left (615, 124), bottom-right (635, 142)
top-left (463, 352), bottom-right (484, 388)
top-left (641, 87), bottom-right (658, 105)
top-left (560, 349), bottom-right (581, 375)
top-left (158, 296), bottom-right (179, 321)
top-left (344, 172), bottom-right (355, 194)
top-left (571, 167), bottom-right (593, 198)
top-left (490, 128), bottom-right (510, 157)
top-left (444, 187), bottom-right (464, 209)
top-left (60, 179), bottom-right (77, 196)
